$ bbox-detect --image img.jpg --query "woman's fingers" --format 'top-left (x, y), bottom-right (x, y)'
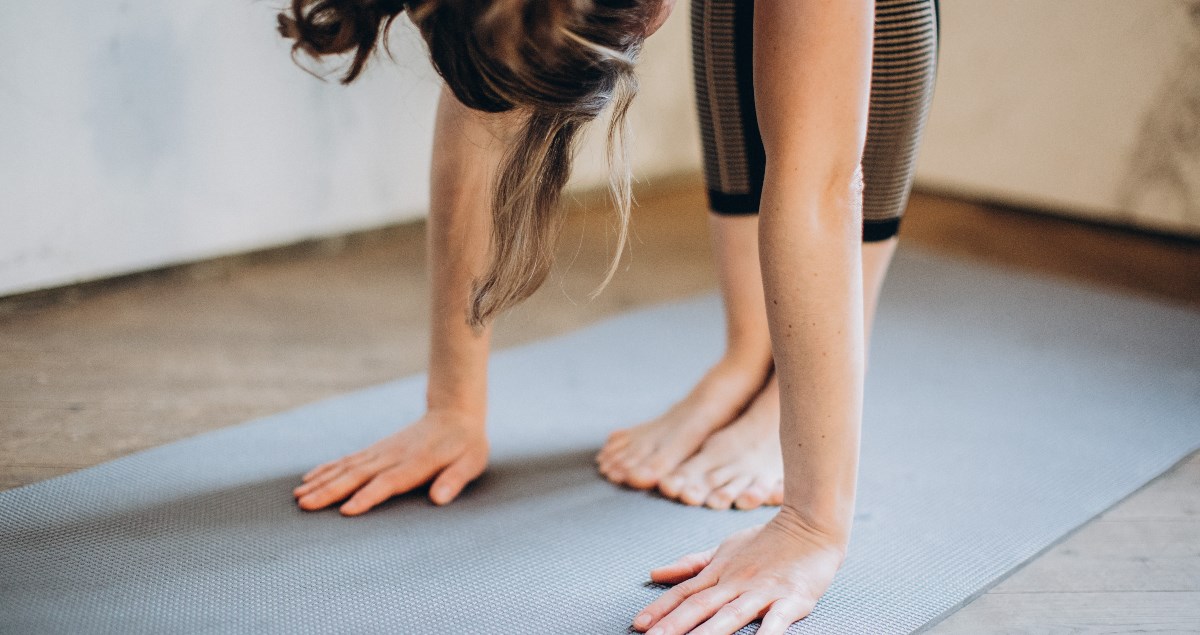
top-left (637, 514), bottom-right (842, 634)
top-left (634, 573), bottom-right (718, 631)
top-left (294, 461), bottom-right (356, 500)
top-left (644, 584), bottom-right (740, 635)
top-left (649, 548), bottom-right (717, 584)
top-left (294, 412), bottom-right (490, 515)
top-left (302, 460), bottom-right (339, 482)
top-left (296, 451), bottom-right (373, 496)
top-left (429, 452), bottom-right (487, 505)
top-left (756, 598), bottom-right (814, 635)
top-left (302, 450), bottom-right (370, 482)
top-left (297, 463), bottom-right (379, 511)
top-left (690, 592), bottom-right (770, 635)
top-left (294, 465), bottom-right (341, 498)
top-left (339, 460), bottom-right (443, 516)
top-left (294, 458), bottom-right (361, 497)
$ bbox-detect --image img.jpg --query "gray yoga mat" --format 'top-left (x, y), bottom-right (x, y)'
top-left (2, 245), bottom-right (1198, 634)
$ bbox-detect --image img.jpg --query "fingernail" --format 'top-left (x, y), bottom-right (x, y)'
top-left (645, 626), bottom-right (662, 635)
top-left (633, 613), bottom-right (650, 629)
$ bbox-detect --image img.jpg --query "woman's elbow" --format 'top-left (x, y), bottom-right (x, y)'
top-left (760, 159), bottom-right (864, 234)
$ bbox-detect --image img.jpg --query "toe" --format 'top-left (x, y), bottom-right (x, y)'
top-left (665, 453), bottom-right (721, 505)
top-left (658, 472), bottom-right (686, 498)
top-left (601, 430), bottom-right (631, 455)
top-left (679, 481), bottom-right (714, 506)
top-left (625, 465), bottom-right (660, 490)
top-left (598, 454), bottom-right (625, 480)
top-left (705, 475), bottom-right (752, 510)
top-left (705, 465), bottom-right (736, 489)
top-left (733, 477), bottom-right (772, 510)
top-left (598, 432), bottom-right (631, 460)
top-left (604, 447), bottom-right (642, 483)
top-left (767, 480), bottom-right (785, 506)
top-left (680, 470), bottom-right (730, 507)
top-left (625, 454), bottom-right (677, 490)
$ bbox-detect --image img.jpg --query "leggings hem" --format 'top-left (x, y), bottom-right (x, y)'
top-left (707, 195), bottom-right (903, 243)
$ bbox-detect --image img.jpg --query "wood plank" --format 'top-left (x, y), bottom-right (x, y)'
top-left (0, 465), bottom-right (86, 490)
top-left (1101, 452), bottom-right (1200, 522)
top-left (902, 191), bottom-right (1200, 308)
top-left (987, 518), bottom-right (1200, 593)
top-left (1, 175), bottom-right (1197, 631)
top-left (927, 591), bottom-right (1200, 633)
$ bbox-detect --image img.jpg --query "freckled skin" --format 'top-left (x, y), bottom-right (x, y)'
top-left (597, 217), bottom-right (896, 508)
top-left (293, 1), bottom-right (902, 632)
top-left (632, 1), bottom-right (894, 634)
top-left (292, 87), bottom-right (507, 513)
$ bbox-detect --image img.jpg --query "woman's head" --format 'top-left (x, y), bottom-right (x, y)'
top-left (278, 0), bottom-right (665, 327)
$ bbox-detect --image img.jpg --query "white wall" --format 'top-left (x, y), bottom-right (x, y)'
top-left (917, 0), bottom-right (1200, 237)
top-left (0, 0), bottom-right (699, 297)
top-left (5, 0), bottom-right (1194, 297)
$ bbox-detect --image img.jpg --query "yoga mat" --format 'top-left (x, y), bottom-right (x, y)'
top-left (2, 245), bottom-right (1198, 634)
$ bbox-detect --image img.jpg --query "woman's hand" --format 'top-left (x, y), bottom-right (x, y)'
top-left (632, 507), bottom-right (847, 635)
top-left (292, 409), bottom-right (489, 515)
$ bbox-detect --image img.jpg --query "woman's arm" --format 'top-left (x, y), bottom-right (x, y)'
top-left (756, 0), bottom-right (872, 543)
top-left (633, 0), bottom-right (874, 633)
top-left (293, 84), bottom-right (511, 514)
top-left (424, 84), bottom-right (505, 424)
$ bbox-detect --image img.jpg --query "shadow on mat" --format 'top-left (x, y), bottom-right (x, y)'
top-left (4, 447), bottom-right (676, 555)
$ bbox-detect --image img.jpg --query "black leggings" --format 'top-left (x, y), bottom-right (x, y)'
top-left (691, 0), bottom-right (939, 241)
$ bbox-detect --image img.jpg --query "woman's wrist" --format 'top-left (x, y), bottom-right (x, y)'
top-left (779, 433), bottom-right (860, 543)
top-left (425, 389), bottom-right (487, 426)
top-left (775, 501), bottom-right (853, 556)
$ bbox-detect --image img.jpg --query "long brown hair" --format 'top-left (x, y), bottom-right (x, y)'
top-left (278, 0), bottom-right (654, 327)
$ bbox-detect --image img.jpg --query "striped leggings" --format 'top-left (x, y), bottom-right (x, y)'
top-left (691, 0), bottom-right (939, 241)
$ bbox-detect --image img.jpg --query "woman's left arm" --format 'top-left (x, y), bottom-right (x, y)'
top-left (632, 0), bottom-right (875, 633)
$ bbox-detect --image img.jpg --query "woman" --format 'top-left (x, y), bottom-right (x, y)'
top-left (279, 0), bottom-right (936, 632)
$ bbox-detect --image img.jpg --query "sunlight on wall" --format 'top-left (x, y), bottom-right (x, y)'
top-left (917, 0), bottom-right (1200, 237)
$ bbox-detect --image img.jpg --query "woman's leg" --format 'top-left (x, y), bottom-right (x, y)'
top-left (600, 0), bottom-right (934, 507)
top-left (597, 0), bottom-right (778, 495)
top-left (655, 235), bottom-right (898, 510)
top-left (596, 213), bottom-right (773, 490)
top-left (633, 0), bottom-right (939, 630)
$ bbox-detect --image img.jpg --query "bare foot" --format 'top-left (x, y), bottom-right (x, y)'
top-left (656, 373), bottom-right (784, 510)
top-left (596, 354), bottom-right (770, 490)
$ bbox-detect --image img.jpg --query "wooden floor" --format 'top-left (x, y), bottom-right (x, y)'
top-left (1, 175), bottom-right (1197, 632)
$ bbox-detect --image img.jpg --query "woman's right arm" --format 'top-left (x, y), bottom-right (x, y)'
top-left (293, 84), bottom-right (510, 515)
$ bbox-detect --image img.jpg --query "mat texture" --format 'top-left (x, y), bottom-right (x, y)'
top-left (2, 246), bottom-right (1198, 634)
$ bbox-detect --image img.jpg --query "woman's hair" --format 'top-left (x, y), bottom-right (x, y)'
top-left (278, 0), bottom-right (656, 327)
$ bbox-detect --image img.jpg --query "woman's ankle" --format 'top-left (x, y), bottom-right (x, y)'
top-left (688, 350), bottom-right (772, 412)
